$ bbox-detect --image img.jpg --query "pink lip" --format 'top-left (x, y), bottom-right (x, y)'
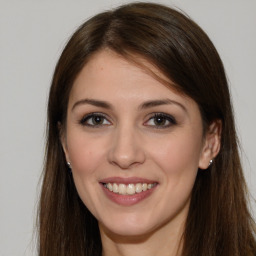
top-left (99, 177), bottom-right (158, 206)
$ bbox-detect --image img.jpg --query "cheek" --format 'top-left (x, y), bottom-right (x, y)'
top-left (148, 132), bottom-right (202, 217)
top-left (66, 133), bottom-right (105, 178)
top-left (149, 130), bottom-right (203, 177)
top-left (65, 134), bottom-right (106, 211)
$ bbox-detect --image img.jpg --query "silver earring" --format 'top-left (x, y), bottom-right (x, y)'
top-left (67, 162), bottom-right (72, 169)
top-left (209, 159), bottom-right (213, 166)
top-left (67, 162), bottom-right (72, 175)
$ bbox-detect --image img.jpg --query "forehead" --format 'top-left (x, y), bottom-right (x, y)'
top-left (68, 49), bottom-right (196, 113)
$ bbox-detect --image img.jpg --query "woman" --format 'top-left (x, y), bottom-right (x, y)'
top-left (38, 2), bottom-right (256, 255)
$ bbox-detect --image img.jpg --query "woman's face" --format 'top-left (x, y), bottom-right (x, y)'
top-left (62, 50), bottom-right (214, 238)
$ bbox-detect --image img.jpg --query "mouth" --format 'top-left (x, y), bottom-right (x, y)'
top-left (99, 177), bottom-right (158, 206)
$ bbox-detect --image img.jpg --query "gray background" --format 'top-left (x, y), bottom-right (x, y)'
top-left (0, 0), bottom-right (255, 255)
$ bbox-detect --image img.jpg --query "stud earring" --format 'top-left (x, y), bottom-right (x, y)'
top-left (67, 162), bottom-right (72, 174)
top-left (209, 159), bottom-right (213, 166)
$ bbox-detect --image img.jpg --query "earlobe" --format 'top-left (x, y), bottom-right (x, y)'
top-left (198, 120), bottom-right (222, 170)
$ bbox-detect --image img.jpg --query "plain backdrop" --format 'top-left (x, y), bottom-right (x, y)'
top-left (0, 0), bottom-right (255, 255)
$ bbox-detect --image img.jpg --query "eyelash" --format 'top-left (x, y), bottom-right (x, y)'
top-left (79, 112), bottom-right (177, 128)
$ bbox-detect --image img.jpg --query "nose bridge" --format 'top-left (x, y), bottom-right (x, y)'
top-left (108, 121), bottom-right (145, 169)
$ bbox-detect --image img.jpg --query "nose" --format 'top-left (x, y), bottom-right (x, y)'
top-left (107, 125), bottom-right (146, 170)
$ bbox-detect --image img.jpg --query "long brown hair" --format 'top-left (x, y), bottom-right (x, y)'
top-left (38, 2), bottom-right (256, 255)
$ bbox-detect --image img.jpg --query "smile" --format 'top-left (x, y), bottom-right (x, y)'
top-left (100, 177), bottom-right (158, 206)
top-left (103, 182), bottom-right (157, 195)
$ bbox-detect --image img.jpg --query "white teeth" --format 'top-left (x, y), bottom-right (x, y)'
top-left (135, 183), bottom-right (142, 193)
top-left (112, 183), bottom-right (118, 193)
top-left (126, 184), bottom-right (135, 195)
top-left (142, 183), bottom-right (147, 191)
top-left (118, 184), bottom-right (126, 195)
top-left (107, 183), bottom-right (113, 192)
top-left (104, 182), bottom-right (156, 195)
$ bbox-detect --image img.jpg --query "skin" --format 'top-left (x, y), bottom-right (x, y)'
top-left (61, 49), bottom-right (221, 256)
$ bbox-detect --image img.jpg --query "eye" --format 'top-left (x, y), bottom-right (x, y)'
top-left (79, 113), bottom-right (111, 127)
top-left (145, 113), bottom-right (176, 128)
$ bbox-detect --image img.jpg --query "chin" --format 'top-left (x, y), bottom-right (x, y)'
top-left (98, 214), bottom-right (161, 239)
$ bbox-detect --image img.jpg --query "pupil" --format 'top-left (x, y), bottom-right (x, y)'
top-left (93, 116), bottom-right (102, 124)
top-left (155, 116), bottom-right (165, 125)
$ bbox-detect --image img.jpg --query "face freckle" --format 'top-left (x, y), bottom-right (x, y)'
top-left (61, 49), bottom-right (211, 239)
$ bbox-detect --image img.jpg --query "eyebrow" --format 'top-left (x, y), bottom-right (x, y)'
top-left (72, 99), bottom-right (112, 111)
top-left (139, 99), bottom-right (187, 112)
top-left (71, 98), bottom-right (187, 112)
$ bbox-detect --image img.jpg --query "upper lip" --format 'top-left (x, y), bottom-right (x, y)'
top-left (99, 176), bottom-right (158, 185)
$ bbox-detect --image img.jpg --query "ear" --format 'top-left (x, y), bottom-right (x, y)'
top-left (58, 122), bottom-right (70, 163)
top-left (198, 120), bottom-right (222, 169)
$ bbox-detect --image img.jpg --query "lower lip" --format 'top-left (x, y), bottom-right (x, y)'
top-left (101, 184), bottom-right (157, 206)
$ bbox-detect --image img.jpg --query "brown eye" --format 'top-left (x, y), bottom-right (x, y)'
top-left (91, 116), bottom-right (104, 125)
top-left (80, 113), bottom-right (111, 127)
top-left (154, 116), bottom-right (168, 126)
top-left (145, 113), bottom-right (176, 128)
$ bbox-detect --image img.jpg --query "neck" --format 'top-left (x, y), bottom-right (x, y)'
top-left (100, 218), bottom-right (185, 256)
